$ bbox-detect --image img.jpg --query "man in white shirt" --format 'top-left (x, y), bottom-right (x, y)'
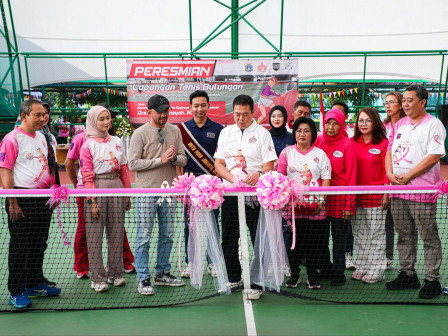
top-left (385, 85), bottom-right (445, 299)
top-left (214, 94), bottom-right (277, 300)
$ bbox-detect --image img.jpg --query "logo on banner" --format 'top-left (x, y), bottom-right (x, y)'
top-left (272, 63), bottom-right (280, 71)
top-left (285, 62), bottom-right (294, 71)
top-left (257, 62), bottom-right (267, 72)
top-left (245, 64), bottom-right (253, 72)
top-left (249, 136), bottom-right (257, 143)
top-left (333, 151), bottom-right (343, 158)
top-left (369, 148), bottom-right (381, 155)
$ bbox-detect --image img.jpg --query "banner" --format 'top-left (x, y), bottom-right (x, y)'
top-left (126, 59), bottom-right (298, 126)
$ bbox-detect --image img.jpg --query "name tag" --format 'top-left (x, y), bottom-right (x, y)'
top-left (369, 148), bottom-right (381, 155)
top-left (206, 132), bottom-right (216, 139)
top-left (333, 150), bottom-right (343, 158)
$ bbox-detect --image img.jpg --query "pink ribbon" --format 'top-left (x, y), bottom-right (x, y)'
top-left (46, 185), bottom-right (71, 246)
top-left (434, 135), bottom-right (441, 145)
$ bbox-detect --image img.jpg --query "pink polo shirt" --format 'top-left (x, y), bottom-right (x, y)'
top-left (66, 131), bottom-right (86, 188)
top-left (388, 114), bottom-right (446, 203)
top-left (350, 136), bottom-right (389, 208)
top-left (0, 128), bottom-right (50, 189)
top-left (314, 134), bottom-right (357, 218)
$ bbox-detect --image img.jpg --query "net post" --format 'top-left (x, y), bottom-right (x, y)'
top-left (237, 194), bottom-right (251, 291)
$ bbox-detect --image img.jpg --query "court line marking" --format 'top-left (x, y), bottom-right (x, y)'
top-left (243, 293), bottom-right (257, 336)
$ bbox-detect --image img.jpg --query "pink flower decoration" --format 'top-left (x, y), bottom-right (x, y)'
top-left (46, 184), bottom-right (71, 246)
top-left (173, 172), bottom-right (196, 190)
top-left (256, 171), bottom-right (291, 210)
top-left (290, 178), bottom-right (309, 206)
top-left (189, 175), bottom-right (224, 210)
top-left (437, 180), bottom-right (448, 197)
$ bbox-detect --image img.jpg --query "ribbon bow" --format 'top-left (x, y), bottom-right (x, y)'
top-left (46, 184), bottom-right (71, 246)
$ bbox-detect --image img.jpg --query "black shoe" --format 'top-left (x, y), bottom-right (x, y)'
top-left (286, 275), bottom-right (301, 288)
top-left (43, 278), bottom-right (57, 288)
top-left (307, 272), bottom-right (320, 289)
top-left (330, 274), bottom-right (346, 286)
top-left (419, 280), bottom-right (442, 299)
top-left (385, 271), bottom-right (420, 290)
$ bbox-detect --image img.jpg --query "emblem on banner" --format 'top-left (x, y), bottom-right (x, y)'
top-left (258, 62), bottom-right (267, 72)
top-left (272, 63), bottom-right (280, 71)
top-left (245, 63), bottom-right (253, 72)
top-left (285, 62), bottom-right (294, 71)
top-left (249, 136), bottom-right (257, 143)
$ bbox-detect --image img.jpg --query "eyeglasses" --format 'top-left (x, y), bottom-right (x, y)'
top-left (295, 129), bottom-right (311, 134)
top-left (384, 100), bottom-right (398, 106)
top-left (358, 119), bottom-right (372, 125)
top-left (158, 128), bottom-right (164, 144)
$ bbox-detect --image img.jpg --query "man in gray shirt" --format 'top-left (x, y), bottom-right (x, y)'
top-left (128, 95), bottom-right (187, 295)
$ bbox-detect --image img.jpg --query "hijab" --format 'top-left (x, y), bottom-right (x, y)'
top-left (86, 105), bottom-right (110, 139)
top-left (268, 105), bottom-right (288, 137)
top-left (322, 108), bottom-right (348, 145)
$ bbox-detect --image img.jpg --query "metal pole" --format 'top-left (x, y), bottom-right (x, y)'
top-left (436, 55), bottom-right (445, 113)
top-left (279, 0), bottom-right (284, 55)
top-left (231, 0), bottom-right (239, 59)
top-left (188, 0), bottom-right (193, 58)
top-left (0, 0), bottom-right (19, 106)
top-left (6, 0), bottom-right (23, 101)
top-left (361, 54), bottom-right (367, 108)
top-left (444, 61), bottom-right (448, 106)
top-left (24, 55), bottom-right (31, 96)
top-left (237, 194), bottom-right (251, 291)
top-left (104, 55), bottom-right (110, 105)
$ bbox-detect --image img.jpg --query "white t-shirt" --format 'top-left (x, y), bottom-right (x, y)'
top-left (0, 128), bottom-right (50, 188)
top-left (388, 113), bottom-right (446, 202)
top-left (214, 119), bottom-right (277, 186)
top-left (277, 145), bottom-right (331, 219)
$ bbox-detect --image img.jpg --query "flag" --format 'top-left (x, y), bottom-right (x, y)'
top-left (319, 93), bottom-right (325, 132)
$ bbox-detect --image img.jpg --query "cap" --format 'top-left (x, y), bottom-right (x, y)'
top-left (148, 95), bottom-right (171, 113)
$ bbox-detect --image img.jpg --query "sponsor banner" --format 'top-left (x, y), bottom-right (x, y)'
top-left (126, 59), bottom-right (298, 126)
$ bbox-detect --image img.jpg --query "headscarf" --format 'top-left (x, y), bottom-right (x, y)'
top-left (86, 105), bottom-right (110, 139)
top-left (268, 105), bottom-right (288, 137)
top-left (40, 103), bottom-right (60, 184)
top-left (322, 108), bottom-right (348, 145)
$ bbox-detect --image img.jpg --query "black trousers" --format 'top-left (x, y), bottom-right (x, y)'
top-left (321, 217), bottom-right (349, 277)
top-left (288, 218), bottom-right (327, 279)
top-left (221, 196), bottom-right (259, 283)
top-left (6, 197), bottom-right (52, 295)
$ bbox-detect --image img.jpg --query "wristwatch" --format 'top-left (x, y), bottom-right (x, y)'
top-left (171, 155), bottom-right (178, 162)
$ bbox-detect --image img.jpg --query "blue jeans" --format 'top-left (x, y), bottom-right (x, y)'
top-left (184, 204), bottom-right (220, 264)
top-left (135, 197), bottom-right (175, 282)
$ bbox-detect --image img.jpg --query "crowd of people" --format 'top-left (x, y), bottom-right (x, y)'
top-left (0, 84), bottom-right (446, 309)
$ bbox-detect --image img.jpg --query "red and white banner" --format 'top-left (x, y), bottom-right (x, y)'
top-left (126, 59), bottom-right (298, 126)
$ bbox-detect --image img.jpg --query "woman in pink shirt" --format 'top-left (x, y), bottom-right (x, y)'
top-left (383, 91), bottom-right (406, 270)
top-left (277, 117), bottom-right (331, 289)
top-left (350, 108), bottom-right (389, 283)
top-left (80, 106), bottom-right (132, 292)
top-left (314, 109), bottom-right (357, 286)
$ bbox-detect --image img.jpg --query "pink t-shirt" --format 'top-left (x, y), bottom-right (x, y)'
top-left (277, 145), bottom-right (331, 220)
top-left (72, 125), bottom-right (86, 136)
top-left (384, 121), bottom-right (393, 139)
top-left (66, 131), bottom-right (86, 188)
top-left (58, 121), bottom-right (70, 137)
top-left (350, 137), bottom-right (389, 208)
top-left (0, 128), bottom-right (50, 188)
top-left (388, 114), bottom-right (446, 203)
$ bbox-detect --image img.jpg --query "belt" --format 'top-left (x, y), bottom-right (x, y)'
top-left (95, 172), bottom-right (119, 180)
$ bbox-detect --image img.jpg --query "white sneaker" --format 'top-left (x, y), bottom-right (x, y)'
top-left (107, 277), bottom-right (126, 287)
top-left (345, 252), bottom-right (356, 270)
top-left (181, 265), bottom-right (190, 278)
top-left (138, 278), bottom-right (154, 295)
top-left (386, 259), bottom-right (393, 270)
top-left (91, 281), bottom-right (109, 293)
top-left (207, 264), bottom-right (217, 277)
top-left (245, 289), bottom-right (262, 300)
top-left (284, 264), bottom-right (291, 277)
